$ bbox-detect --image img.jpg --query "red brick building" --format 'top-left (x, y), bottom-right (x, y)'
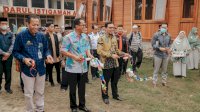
top-left (78, 0), bottom-right (200, 40)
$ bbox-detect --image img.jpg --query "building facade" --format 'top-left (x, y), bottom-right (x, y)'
top-left (0, 0), bottom-right (200, 40)
top-left (0, 0), bottom-right (76, 30)
top-left (82, 0), bottom-right (200, 40)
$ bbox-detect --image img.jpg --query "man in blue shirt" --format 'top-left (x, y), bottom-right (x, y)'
top-left (13, 15), bottom-right (54, 112)
top-left (61, 18), bottom-right (93, 112)
top-left (0, 17), bottom-right (15, 94)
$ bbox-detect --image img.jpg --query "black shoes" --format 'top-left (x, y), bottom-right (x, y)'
top-left (113, 97), bottom-right (123, 101)
top-left (6, 89), bottom-right (13, 94)
top-left (78, 106), bottom-right (91, 112)
top-left (103, 99), bottom-right (109, 104)
top-left (50, 82), bottom-right (55, 87)
top-left (71, 108), bottom-right (78, 112)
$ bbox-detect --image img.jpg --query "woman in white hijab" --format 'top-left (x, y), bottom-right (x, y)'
top-left (171, 31), bottom-right (191, 77)
top-left (187, 27), bottom-right (200, 70)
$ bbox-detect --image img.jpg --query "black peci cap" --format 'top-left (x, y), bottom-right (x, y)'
top-left (0, 17), bottom-right (8, 22)
top-left (65, 26), bottom-right (72, 30)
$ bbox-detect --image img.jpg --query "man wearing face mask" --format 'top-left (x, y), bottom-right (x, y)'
top-left (97, 22), bottom-right (130, 104)
top-left (151, 24), bottom-right (171, 87)
top-left (0, 17), bottom-right (15, 94)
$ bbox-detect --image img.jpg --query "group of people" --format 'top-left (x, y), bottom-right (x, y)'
top-left (152, 24), bottom-right (200, 87)
top-left (0, 14), bottom-right (199, 112)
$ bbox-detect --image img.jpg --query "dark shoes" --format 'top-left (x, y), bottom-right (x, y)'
top-left (78, 106), bottom-right (91, 112)
top-left (50, 82), bottom-right (55, 87)
top-left (113, 97), bottom-right (123, 101)
top-left (6, 89), bottom-right (13, 94)
top-left (103, 99), bottom-right (109, 104)
top-left (162, 82), bottom-right (166, 86)
top-left (71, 108), bottom-right (78, 112)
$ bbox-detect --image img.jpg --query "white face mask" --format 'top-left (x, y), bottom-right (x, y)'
top-left (1, 25), bottom-right (8, 31)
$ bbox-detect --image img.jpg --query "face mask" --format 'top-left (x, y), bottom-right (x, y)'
top-left (160, 28), bottom-right (167, 33)
top-left (1, 25), bottom-right (8, 30)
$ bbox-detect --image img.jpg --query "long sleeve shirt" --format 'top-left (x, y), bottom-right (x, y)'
top-left (97, 34), bottom-right (124, 69)
top-left (0, 32), bottom-right (15, 56)
top-left (12, 29), bottom-right (50, 77)
top-left (151, 32), bottom-right (171, 58)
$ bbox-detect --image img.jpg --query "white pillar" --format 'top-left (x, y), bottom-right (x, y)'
top-left (61, 0), bottom-right (64, 10)
top-left (9, 0), bottom-right (13, 6)
top-left (28, 0), bottom-right (32, 8)
top-left (45, 0), bottom-right (48, 9)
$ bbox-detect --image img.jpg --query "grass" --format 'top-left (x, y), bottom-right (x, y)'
top-left (118, 58), bottom-right (200, 112)
top-left (0, 58), bottom-right (199, 112)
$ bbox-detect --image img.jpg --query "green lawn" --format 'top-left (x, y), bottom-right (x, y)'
top-left (118, 58), bottom-right (200, 112)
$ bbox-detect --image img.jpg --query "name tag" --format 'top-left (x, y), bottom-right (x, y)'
top-left (38, 50), bottom-right (42, 59)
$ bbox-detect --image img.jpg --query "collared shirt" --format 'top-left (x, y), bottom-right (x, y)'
top-left (151, 32), bottom-right (171, 58)
top-left (49, 34), bottom-right (59, 62)
top-left (88, 32), bottom-right (100, 50)
top-left (0, 31), bottom-right (15, 56)
top-left (13, 29), bottom-right (50, 77)
top-left (61, 31), bottom-right (90, 73)
top-left (97, 34), bottom-right (124, 69)
top-left (129, 32), bottom-right (142, 52)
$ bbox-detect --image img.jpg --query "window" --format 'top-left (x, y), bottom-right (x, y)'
top-left (0, 0), bottom-right (8, 5)
top-left (99, 0), bottom-right (112, 22)
top-left (92, 0), bottom-right (98, 21)
top-left (155, 0), bottom-right (167, 20)
top-left (8, 14), bottom-right (27, 28)
top-left (105, 0), bottom-right (112, 22)
top-left (134, 0), bottom-right (167, 21)
top-left (77, 2), bottom-right (86, 19)
top-left (145, 0), bottom-right (153, 20)
top-left (32, 0), bottom-right (45, 8)
top-left (65, 16), bottom-right (75, 27)
top-left (64, 0), bottom-right (75, 10)
top-left (13, 0), bottom-right (27, 7)
top-left (48, 0), bottom-right (61, 9)
top-left (40, 16), bottom-right (55, 26)
top-left (182, 0), bottom-right (194, 18)
top-left (135, 0), bottom-right (142, 20)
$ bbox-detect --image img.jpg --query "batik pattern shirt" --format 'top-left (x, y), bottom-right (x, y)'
top-left (62, 31), bottom-right (90, 73)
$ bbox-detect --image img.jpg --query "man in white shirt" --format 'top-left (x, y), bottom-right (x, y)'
top-left (88, 24), bottom-right (100, 80)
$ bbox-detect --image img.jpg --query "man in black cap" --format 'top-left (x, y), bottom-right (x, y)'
top-left (0, 17), bottom-right (15, 94)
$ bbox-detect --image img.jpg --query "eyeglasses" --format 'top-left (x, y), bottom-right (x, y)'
top-left (108, 27), bottom-right (115, 29)
top-left (79, 24), bottom-right (86, 27)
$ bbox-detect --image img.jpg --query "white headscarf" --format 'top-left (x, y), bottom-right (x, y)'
top-left (172, 31), bottom-right (191, 51)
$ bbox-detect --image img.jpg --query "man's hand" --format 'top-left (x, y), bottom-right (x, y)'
top-left (2, 53), bottom-right (11, 61)
top-left (159, 47), bottom-right (166, 52)
top-left (112, 54), bottom-right (120, 59)
top-left (88, 54), bottom-right (94, 59)
top-left (74, 55), bottom-right (84, 63)
top-left (23, 58), bottom-right (35, 67)
top-left (46, 55), bottom-right (54, 64)
top-left (166, 48), bottom-right (172, 54)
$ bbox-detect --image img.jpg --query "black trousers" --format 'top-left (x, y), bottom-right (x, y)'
top-left (67, 72), bottom-right (87, 109)
top-left (91, 49), bottom-right (100, 78)
top-left (46, 62), bottom-right (61, 83)
top-left (130, 48), bottom-right (143, 72)
top-left (20, 72), bottom-right (24, 90)
top-left (102, 67), bottom-right (120, 99)
top-left (61, 68), bottom-right (68, 90)
top-left (118, 57), bottom-right (128, 76)
top-left (0, 56), bottom-right (13, 90)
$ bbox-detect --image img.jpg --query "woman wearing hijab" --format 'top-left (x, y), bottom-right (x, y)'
top-left (171, 31), bottom-right (191, 77)
top-left (187, 27), bottom-right (200, 70)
